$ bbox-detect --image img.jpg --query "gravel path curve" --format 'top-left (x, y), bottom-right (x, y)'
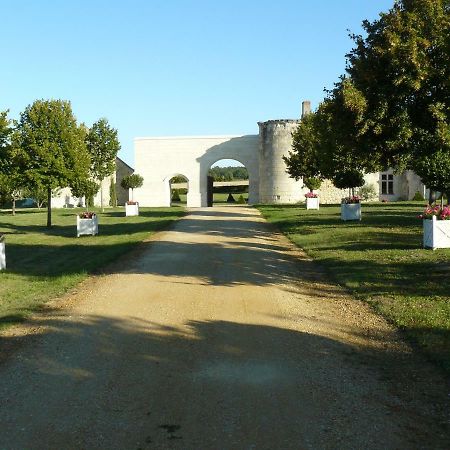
top-left (0, 206), bottom-right (448, 449)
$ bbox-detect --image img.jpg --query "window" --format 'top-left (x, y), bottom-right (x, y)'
top-left (381, 174), bottom-right (394, 195)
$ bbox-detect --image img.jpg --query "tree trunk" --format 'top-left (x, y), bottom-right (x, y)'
top-left (46, 187), bottom-right (52, 228)
top-left (131, 188), bottom-right (134, 202)
top-left (12, 198), bottom-right (16, 216)
top-left (100, 179), bottom-right (104, 213)
top-left (429, 190), bottom-right (436, 205)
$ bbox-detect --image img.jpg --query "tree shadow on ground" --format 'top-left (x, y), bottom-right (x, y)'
top-left (0, 315), bottom-right (448, 449)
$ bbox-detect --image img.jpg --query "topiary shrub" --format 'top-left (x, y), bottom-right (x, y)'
top-left (303, 177), bottom-right (322, 191)
top-left (171, 189), bottom-right (181, 202)
top-left (412, 191), bottom-right (425, 201)
top-left (226, 193), bottom-right (236, 203)
top-left (237, 195), bottom-right (246, 204)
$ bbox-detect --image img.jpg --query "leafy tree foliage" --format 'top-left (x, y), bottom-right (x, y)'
top-left (208, 166), bottom-right (249, 181)
top-left (70, 178), bottom-right (99, 209)
top-left (0, 110), bottom-right (23, 215)
top-left (344, 0), bottom-right (450, 198)
top-left (12, 100), bottom-right (90, 226)
top-left (86, 118), bottom-right (120, 210)
top-left (121, 173), bottom-right (144, 201)
top-left (109, 177), bottom-right (117, 207)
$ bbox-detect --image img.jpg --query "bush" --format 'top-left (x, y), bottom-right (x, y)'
top-left (226, 193), bottom-right (236, 203)
top-left (358, 183), bottom-right (378, 201)
top-left (171, 190), bottom-right (181, 202)
top-left (412, 191), bottom-right (425, 201)
top-left (303, 177), bottom-right (322, 191)
top-left (237, 195), bottom-right (246, 204)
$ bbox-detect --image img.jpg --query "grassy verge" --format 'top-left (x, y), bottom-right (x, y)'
top-left (257, 202), bottom-right (450, 373)
top-left (0, 207), bottom-right (185, 329)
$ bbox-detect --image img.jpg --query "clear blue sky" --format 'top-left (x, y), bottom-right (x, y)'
top-left (0, 0), bottom-right (394, 167)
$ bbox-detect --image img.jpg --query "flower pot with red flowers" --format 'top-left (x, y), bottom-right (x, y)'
top-left (420, 205), bottom-right (450, 250)
top-left (305, 192), bottom-right (319, 210)
top-left (77, 212), bottom-right (98, 237)
top-left (125, 201), bottom-right (139, 217)
top-left (0, 234), bottom-right (5, 270)
top-left (341, 196), bottom-right (361, 221)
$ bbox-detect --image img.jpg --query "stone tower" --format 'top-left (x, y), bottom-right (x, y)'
top-left (257, 119), bottom-right (301, 204)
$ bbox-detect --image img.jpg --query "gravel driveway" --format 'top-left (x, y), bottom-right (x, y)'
top-left (0, 206), bottom-right (448, 449)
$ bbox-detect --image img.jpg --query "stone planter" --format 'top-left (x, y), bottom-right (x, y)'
top-left (77, 215), bottom-right (98, 237)
top-left (125, 203), bottom-right (139, 216)
top-left (341, 203), bottom-right (361, 221)
top-left (306, 197), bottom-right (319, 210)
top-left (423, 216), bottom-right (450, 250)
top-left (0, 235), bottom-right (5, 271)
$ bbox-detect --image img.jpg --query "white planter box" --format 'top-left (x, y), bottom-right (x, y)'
top-left (77, 215), bottom-right (98, 237)
top-left (0, 236), bottom-right (5, 271)
top-left (423, 216), bottom-right (450, 250)
top-left (306, 197), bottom-right (319, 210)
top-left (341, 203), bottom-right (361, 221)
top-left (125, 203), bottom-right (139, 216)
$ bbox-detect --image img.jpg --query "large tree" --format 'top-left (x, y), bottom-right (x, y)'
top-left (0, 110), bottom-right (24, 215)
top-left (344, 0), bottom-right (450, 196)
top-left (86, 118), bottom-right (120, 212)
top-left (283, 111), bottom-right (323, 191)
top-left (12, 100), bottom-right (90, 227)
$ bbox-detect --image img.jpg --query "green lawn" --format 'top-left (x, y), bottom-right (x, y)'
top-left (257, 202), bottom-right (450, 373)
top-left (173, 192), bottom-right (248, 205)
top-left (0, 207), bottom-right (185, 329)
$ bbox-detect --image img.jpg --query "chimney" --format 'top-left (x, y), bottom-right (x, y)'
top-left (301, 100), bottom-right (311, 118)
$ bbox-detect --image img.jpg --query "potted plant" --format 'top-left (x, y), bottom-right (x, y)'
top-left (121, 173), bottom-right (144, 216)
top-left (77, 211), bottom-right (98, 237)
top-left (341, 195), bottom-right (362, 221)
top-left (420, 205), bottom-right (450, 249)
top-left (333, 170), bottom-right (365, 221)
top-left (125, 200), bottom-right (139, 216)
top-left (304, 177), bottom-right (321, 210)
top-left (0, 234), bottom-right (5, 270)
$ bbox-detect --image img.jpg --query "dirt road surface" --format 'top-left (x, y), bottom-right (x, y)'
top-left (0, 207), bottom-right (448, 449)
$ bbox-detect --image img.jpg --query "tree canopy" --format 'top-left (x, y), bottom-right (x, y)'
top-left (12, 99), bottom-right (90, 226)
top-left (121, 173), bottom-right (144, 201)
top-left (86, 118), bottom-right (120, 210)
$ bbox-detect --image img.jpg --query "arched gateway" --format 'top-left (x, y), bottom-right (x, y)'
top-left (134, 104), bottom-right (312, 207)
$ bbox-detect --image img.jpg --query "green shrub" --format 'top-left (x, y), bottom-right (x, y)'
top-left (226, 193), bottom-right (236, 203)
top-left (412, 191), bottom-right (425, 201)
top-left (358, 183), bottom-right (378, 201)
top-left (303, 177), bottom-right (322, 191)
top-left (237, 195), bottom-right (246, 204)
top-left (171, 190), bottom-right (181, 202)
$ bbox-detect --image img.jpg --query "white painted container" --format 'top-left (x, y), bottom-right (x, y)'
top-left (341, 203), bottom-right (361, 221)
top-left (125, 203), bottom-right (139, 216)
top-left (77, 215), bottom-right (98, 237)
top-left (306, 197), bottom-right (319, 210)
top-left (423, 216), bottom-right (450, 250)
top-left (0, 235), bottom-right (5, 270)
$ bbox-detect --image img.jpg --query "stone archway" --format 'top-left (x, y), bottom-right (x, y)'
top-left (134, 135), bottom-right (260, 207)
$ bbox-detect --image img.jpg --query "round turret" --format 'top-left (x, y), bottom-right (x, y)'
top-left (258, 119), bottom-right (302, 204)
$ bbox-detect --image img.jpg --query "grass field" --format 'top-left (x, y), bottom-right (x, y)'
top-left (173, 192), bottom-right (248, 205)
top-left (257, 202), bottom-right (450, 373)
top-left (0, 207), bottom-right (185, 330)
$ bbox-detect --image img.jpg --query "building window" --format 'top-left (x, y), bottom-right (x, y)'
top-left (381, 174), bottom-right (394, 195)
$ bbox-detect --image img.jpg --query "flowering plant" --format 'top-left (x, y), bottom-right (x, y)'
top-left (419, 205), bottom-right (450, 220)
top-left (126, 201), bottom-right (139, 205)
top-left (305, 192), bottom-right (318, 198)
top-left (79, 212), bottom-right (96, 219)
top-left (342, 196), bottom-right (361, 204)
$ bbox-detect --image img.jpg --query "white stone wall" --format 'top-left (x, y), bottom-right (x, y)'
top-left (134, 135), bottom-right (260, 207)
top-left (258, 120), bottom-right (303, 204)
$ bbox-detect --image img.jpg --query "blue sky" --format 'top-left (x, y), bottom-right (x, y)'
top-left (0, 0), bottom-right (394, 167)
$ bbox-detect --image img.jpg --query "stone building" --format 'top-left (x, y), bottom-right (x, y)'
top-left (50, 156), bottom-right (133, 208)
top-left (133, 100), bottom-right (426, 207)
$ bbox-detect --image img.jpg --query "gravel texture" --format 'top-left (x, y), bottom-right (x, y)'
top-left (0, 206), bottom-right (448, 449)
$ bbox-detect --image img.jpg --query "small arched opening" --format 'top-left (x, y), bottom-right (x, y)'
top-left (166, 174), bottom-right (189, 207)
top-left (208, 159), bottom-right (249, 206)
